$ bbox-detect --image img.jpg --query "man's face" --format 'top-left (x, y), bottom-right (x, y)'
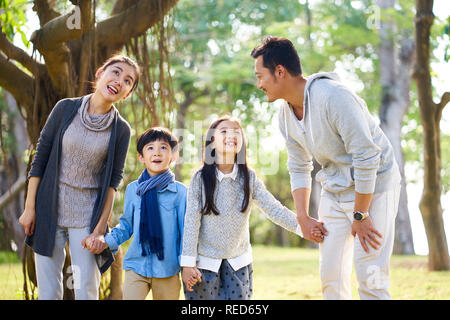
top-left (254, 55), bottom-right (281, 102)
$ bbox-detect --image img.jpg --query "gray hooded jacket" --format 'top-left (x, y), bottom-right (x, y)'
top-left (278, 72), bottom-right (401, 202)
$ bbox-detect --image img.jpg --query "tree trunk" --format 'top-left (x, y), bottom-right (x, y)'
top-left (414, 0), bottom-right (450, 270)
top-left (0, 91), bottom-right (28, 258)
top-left (174, 92), bottom-right (192, 181)
top-left (377, 0), bottom-right (415, 254)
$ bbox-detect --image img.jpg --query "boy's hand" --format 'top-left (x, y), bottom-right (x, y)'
top-left (182, 267), bottom-right (202, 292)
top-left (82, 233), bottom-right (108, 254)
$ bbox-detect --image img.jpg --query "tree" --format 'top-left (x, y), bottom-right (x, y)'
top-left (413, 0), bottom-right (450, 270)
top-left (0, 0), bottom-right (179, 299)
top-left (377, 0), bottom-right (415, 254)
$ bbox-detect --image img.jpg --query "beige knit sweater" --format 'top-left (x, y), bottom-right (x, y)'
top-left (57, 95), bottom-right (114, 228)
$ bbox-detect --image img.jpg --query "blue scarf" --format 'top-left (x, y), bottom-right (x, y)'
top-left (136, 169), bottom-right (175, 259)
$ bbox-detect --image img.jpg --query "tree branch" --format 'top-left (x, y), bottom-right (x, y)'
top-left (32, 0), bottom-right (61, 27)
top-left (0, 30), bottom-right (45, 75)
top-left (0, 175), bottom-right (26, 212)
top-left (30, 1), bottom-right (91, 53)
top-left (111, 0), bottom-right (141, 16)
top-left (0, 53), bottom-right (34, 110)
top-left (438, 92), bottom-right (450, 111)
top-left (96, 0), bottom-right (178, 48)
top-left (437, 91), bottom-right (450, 122)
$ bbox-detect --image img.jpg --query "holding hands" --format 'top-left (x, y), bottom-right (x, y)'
top-left (298, 215), bottom-right (328, 243)
top-left (82, 232), bottom-right (108, 254)
top-left (182, 266), bottom-right (202, 292)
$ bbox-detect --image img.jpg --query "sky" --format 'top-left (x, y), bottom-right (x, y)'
top-left (8, 0), bottom-right (450, 255)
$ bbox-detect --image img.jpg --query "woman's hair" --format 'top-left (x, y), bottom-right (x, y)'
top-left (94, 54), bottom-right (140, 94)
top-left (250, 35), bottom-right (302, 76)
top-left (136, 127), bottom-right (178, 155)
top-left (200, 115), bottom-right (250, 215)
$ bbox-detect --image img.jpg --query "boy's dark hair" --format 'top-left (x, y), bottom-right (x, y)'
top-left (136, 127), bottom-right (178, 155)
top-left (250, 36), bottom-right (302, 76)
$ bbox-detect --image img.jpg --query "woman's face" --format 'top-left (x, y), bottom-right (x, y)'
top-left (95, 62), bottom-right (136, 103)
top-left (212, 120), bottom-right (244, 159)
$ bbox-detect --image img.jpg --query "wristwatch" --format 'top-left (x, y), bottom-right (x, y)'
top-left (353, 211), bottom-right (369, 221)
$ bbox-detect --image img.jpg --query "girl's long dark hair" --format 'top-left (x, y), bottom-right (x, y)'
top-left (201, 116), bottom-right (250, 215)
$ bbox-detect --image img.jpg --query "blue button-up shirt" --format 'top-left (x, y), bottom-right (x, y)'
top-left (105, 180), bottom-right (187, 278)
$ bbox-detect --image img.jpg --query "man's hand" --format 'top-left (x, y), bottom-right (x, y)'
top-left (351, 217), bottom-right (382, 253)
top-left (298, 215), bottom-right (328, 243)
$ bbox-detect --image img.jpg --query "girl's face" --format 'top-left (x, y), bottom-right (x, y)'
top-left (95, 62), bottom-right (137, 103)
top-left (212, 120), bottom-right (244, 158)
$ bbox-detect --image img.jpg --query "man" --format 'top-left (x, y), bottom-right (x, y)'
top-left (251, 36), bottom-right (401, 300)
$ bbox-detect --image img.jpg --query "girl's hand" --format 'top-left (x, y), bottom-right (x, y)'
top-left (19, 208), bottom-right (36, 236)
top-left (311, 226), bottom-right (325, 242)
top-left (182, 267), bottom-right (202, 292)
top-left (298, 215), bottom-right (328, 243)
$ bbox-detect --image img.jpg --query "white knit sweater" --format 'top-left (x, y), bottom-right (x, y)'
top-left (181, 166), bottom-right (301, 271)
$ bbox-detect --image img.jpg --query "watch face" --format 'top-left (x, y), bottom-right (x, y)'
top-left (354, 212), bottom-right (363, 221)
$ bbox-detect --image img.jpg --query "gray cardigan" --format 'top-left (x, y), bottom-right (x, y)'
top-left (26, 96), bottom-right (131, 273)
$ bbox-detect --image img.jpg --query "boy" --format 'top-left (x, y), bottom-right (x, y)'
top-left (87, 127), bottom-right (187, 300)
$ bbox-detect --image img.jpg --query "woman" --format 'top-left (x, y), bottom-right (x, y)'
top-left (19, 55), bottom-right (140, 300)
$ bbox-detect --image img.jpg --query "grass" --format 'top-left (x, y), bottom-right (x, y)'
top-left (1, 245), bottom-right (449, 300)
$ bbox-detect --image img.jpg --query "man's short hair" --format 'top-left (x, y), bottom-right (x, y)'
top-left (251, 36), bottom-right (302, 76)
top-left (136, 127), bottom-right (178, 155)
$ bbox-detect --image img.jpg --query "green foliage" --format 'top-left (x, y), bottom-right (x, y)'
top-left (0, 0), bottom-right (30, 48)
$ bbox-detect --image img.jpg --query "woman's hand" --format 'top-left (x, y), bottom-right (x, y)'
top-left (19, 208), bottom-right (36, 236)
top-left (82, 232), bottom-right (108, 254)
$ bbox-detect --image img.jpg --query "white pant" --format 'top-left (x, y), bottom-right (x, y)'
top-left (35, 226), bottom-right (101, 300)
top-left (318, 185), bottom-right (400, 300)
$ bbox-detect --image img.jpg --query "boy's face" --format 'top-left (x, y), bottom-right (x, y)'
top-left (138, 139), bottom-right (176, 176)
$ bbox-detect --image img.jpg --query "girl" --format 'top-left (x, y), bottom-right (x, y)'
top-left (180, 115), bottom-right (323, 300)
top-left (18, 55), bottom-right (140, 300)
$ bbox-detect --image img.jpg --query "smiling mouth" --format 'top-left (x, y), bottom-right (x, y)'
top-left (107, 85), bottom-right (118, 95)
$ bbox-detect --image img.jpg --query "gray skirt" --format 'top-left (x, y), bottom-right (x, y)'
top-left (184, 260), bottom-right (253, 300)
